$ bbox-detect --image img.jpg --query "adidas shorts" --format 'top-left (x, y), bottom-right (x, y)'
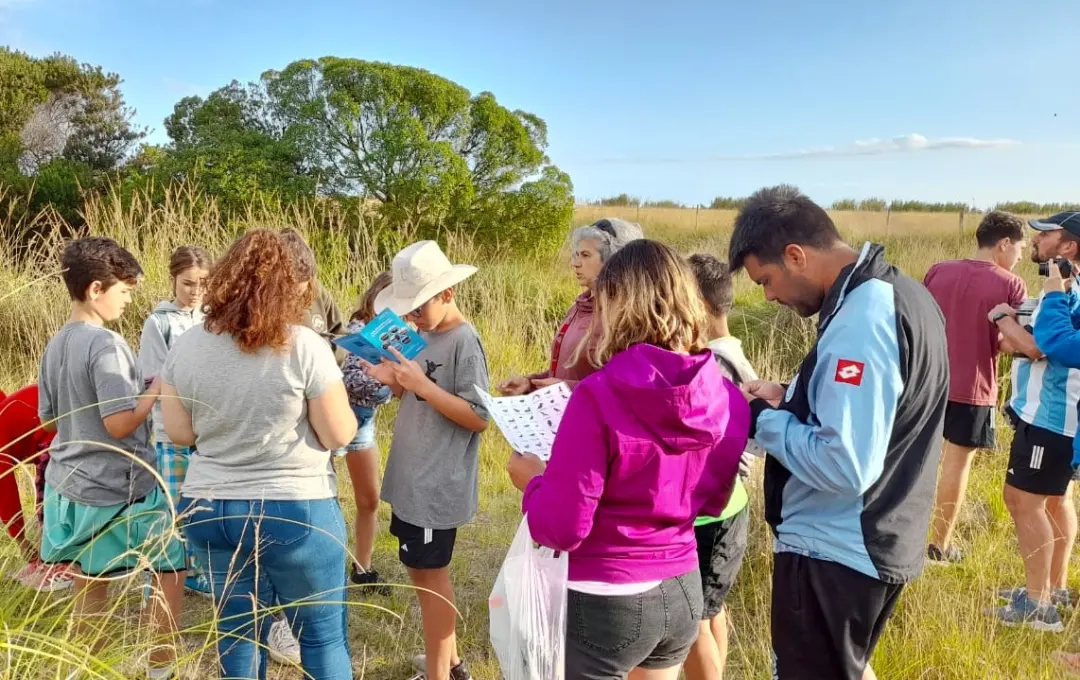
top-left (1006, 420), bottom-right (1074, 497)
top-left (389, 513), bottom-right (457, 570)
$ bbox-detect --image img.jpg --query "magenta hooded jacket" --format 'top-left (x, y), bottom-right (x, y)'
top-left (522, 343), bottom-right (750, 583)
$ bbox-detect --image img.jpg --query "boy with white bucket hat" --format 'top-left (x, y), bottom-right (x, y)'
top-left (360, 240), bottom-right (490, 680)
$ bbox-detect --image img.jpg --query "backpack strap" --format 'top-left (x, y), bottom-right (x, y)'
top-left (152, 310), bottom-right (172, 347)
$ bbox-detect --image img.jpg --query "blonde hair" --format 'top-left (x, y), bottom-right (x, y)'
top-left (582, 239), bottom-right (709, 367)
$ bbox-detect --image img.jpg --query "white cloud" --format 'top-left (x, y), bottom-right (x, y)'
top-left (745, 133), bottom-right (1019, 160)
top-left (574, 133), bottom-right (1021, 165)
top-left (162, 78), bottom-right (207, 97)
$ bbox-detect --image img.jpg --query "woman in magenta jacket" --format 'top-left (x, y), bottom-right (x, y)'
top-left (508, 239), bottom-right (749, 680)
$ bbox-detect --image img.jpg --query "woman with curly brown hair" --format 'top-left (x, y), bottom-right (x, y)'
top-left (159, 228), bottom-right (357, 680)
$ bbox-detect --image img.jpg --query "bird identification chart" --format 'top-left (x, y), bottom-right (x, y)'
top-left (474, 381), bottom-right (572, 461)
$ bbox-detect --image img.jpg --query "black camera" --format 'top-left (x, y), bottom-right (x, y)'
top-left (1039, 257), bottom-right (1073, 278)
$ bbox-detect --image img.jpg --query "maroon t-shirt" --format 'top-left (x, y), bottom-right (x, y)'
top-left (923, 259), bottom-right (1027, 406)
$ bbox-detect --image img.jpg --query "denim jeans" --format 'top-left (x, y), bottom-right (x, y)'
top-left (566, 571), bottom-right (703, 679)
top-left (179, 497), bottom-right (352, 680)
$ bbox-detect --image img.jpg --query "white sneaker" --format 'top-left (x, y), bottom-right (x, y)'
top-left (14, 561), bottom-right (73, 592)
top-left (35, 563), bottom-right (74, 592)
top-left (267, 617), bottom-right (301, 666)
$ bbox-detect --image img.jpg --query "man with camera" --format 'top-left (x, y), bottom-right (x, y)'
top-left (988, 211), bottom-right (1080, 632)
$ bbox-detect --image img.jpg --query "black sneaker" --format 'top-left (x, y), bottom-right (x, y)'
top-left (927, 544), bottom-right (963, 564)
top-left (350, 564), bottom-right (391, 596)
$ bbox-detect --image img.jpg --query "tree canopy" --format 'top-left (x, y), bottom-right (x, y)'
top-left (0, 47), bottom-right (144, 226)
top-left (145, 58), bottom-right (573, 250)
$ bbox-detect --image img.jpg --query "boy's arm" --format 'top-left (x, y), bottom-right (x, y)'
top-left (414, 382), bottom-right (487, 432)
top-left (102, 380), bottom-right (161, 440)
top-left (92, 342), bottom-right (159, 440)
top-left (384, 343), bottom-right (489, 432)
top-left (999, 316), bottom-right (1044, 360)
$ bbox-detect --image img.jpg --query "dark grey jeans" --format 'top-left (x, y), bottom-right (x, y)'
top-left (565, 570), bottom-right (703, 680)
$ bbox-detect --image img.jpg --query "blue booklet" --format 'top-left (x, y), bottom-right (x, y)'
top-left (331, 309), bottom-right (427, 364)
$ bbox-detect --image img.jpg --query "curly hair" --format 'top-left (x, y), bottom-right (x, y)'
top-left (279, 227), bottom-right (317, 282)
top-left (586, 239), bottom-right (709, 367)
top-left (203, 229), bottom-right (315, 353)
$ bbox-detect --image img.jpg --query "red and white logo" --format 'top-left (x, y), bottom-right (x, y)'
top-left (835, 359), bottom-right (865, 386)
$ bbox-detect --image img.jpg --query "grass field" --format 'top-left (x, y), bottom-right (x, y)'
top-left (1, 198), bottom-right (1077, 679)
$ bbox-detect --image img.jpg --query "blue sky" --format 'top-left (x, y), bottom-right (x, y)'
top-left (2, 0), bottom-right (1078, 207)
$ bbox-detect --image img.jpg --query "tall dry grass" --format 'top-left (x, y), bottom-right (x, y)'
top-left (0, 195), bottom-right (1074, 678)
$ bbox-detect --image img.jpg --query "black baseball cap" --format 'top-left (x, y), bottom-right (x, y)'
top-left (1029, 211), bottom-right (1080, 238)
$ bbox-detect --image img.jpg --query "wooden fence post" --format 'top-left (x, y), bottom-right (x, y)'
top-left (958, 209), bottom-right (966, 256)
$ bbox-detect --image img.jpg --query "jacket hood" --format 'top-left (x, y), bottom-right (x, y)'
top-left (603, 343), bottom-right (740, 454)
top-left (152, 300), bottom-right (185, 314)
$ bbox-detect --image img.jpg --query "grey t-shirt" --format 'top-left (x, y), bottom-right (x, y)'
top-left (381, 322), bottom-right (490, 530)
top-left (38, 322), bottom-right (155, 506)
top-left (161, 324), bottom-right (344, 500)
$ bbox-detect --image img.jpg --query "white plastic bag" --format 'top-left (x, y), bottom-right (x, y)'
top-left (489, 515), bottom-right (569, 680)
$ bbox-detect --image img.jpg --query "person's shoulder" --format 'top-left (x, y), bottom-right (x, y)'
top-left (292, 324), bottom-right (328, 348)
top-left (89, 324), bottom-right (130, 351)
top-left (171, 322), bottom-right (208, 351)
top-left (441, 321), bottom-right (485, 349)
top-left (291, 324), bottom-right (338, 362)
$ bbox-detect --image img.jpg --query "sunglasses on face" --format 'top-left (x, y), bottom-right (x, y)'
top-left (405, 294), bottom-right (440, 319)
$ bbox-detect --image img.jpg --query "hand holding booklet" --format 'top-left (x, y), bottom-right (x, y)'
top-left (331, 308), bottom-right (427, 364)
top-left (475, 381), bottom-right (572, 461)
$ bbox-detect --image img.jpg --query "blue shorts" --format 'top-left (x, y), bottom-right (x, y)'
top-left (332, 406), bottom-right (378, 457)
top-left (347, 406), bottom-right (377, 451)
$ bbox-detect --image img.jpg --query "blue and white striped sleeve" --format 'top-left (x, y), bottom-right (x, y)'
top-left (1033, 292), bottom-right (1080, 369)
top-left (754, 284), bottom-right (904, 495)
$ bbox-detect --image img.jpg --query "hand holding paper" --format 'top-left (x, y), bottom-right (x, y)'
top-left (475, 381), bottom-right (572, 461)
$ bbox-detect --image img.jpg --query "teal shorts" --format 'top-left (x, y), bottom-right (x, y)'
top-left (40, 484), bottom-right (187, 577)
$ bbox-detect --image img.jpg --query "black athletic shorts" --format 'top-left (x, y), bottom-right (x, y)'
top-left (771, 553), bottom-right (903, 680)
top-left (695, 507), bottom-right (749, 619)
top-left (942, 401), bottom-right (996, 449)
top-left (1006, 420), bottom-right (1075, 497)
top-left (389, 513), bottom-right (458, 570)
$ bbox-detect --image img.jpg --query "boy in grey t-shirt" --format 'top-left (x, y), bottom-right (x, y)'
top-left (361, 240), bottom-right (488, 680)
top-left (37, 237), bottom-right (185, 680)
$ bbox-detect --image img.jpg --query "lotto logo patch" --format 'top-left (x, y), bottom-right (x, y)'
top-left (835, 359), bottom-right (865, 386)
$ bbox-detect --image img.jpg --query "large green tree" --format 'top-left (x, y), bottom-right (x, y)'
top-left (153, 81), bottom-right (317, 211)
top-left (0, 48), bottom-right (144, 228)
top-left (167, 57), bottom-right (573, 250)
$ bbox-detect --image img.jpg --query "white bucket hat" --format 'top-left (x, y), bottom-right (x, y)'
top-left (374, 240), bottom-right (478, 316)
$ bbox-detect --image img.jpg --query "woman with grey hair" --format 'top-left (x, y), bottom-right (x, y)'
top-left (498, 217), bottom-right (643, 395)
